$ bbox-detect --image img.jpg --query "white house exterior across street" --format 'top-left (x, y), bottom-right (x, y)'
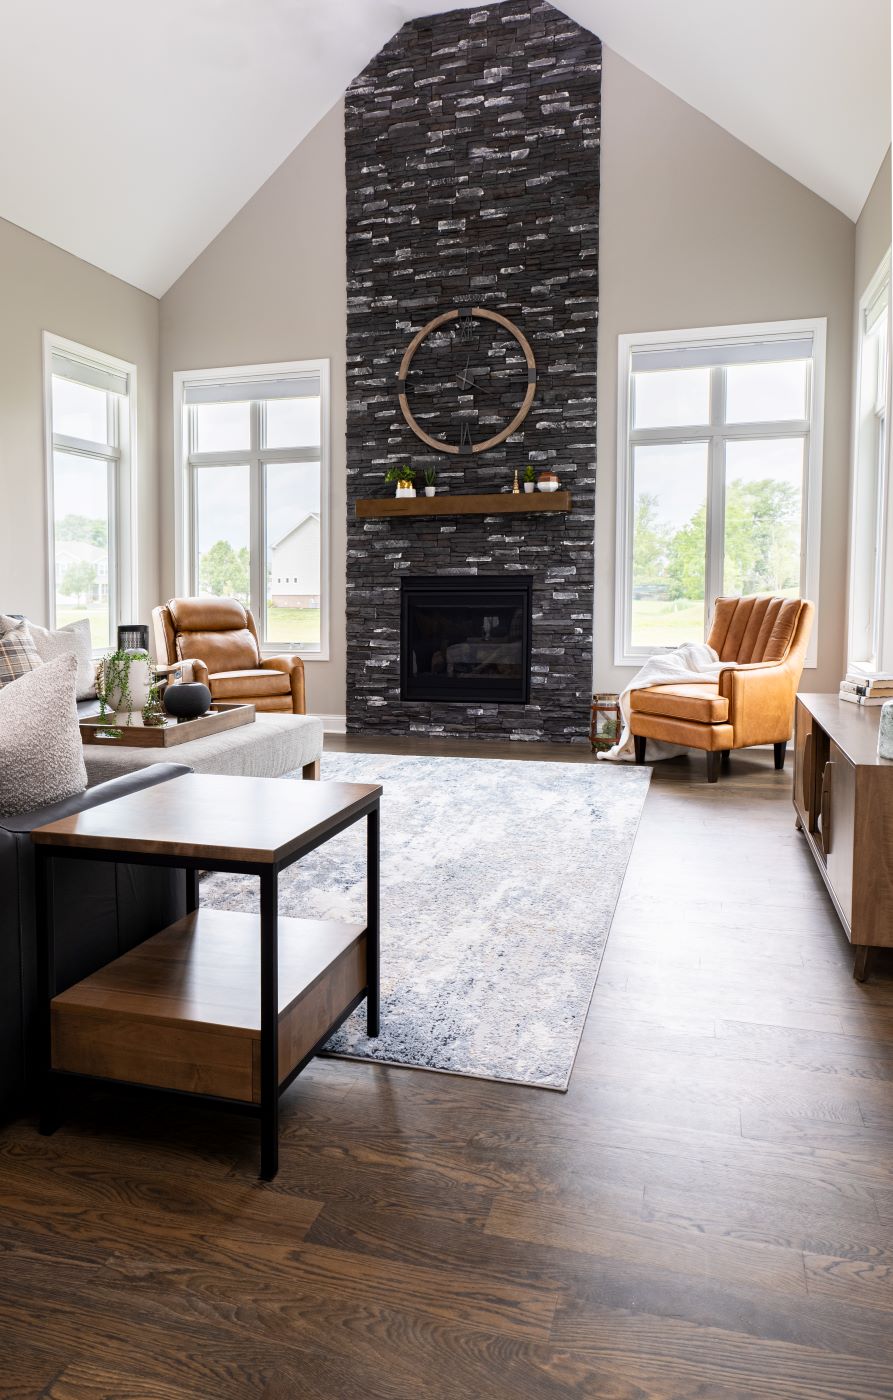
top-left (269, 513), bottom-right (321, 608)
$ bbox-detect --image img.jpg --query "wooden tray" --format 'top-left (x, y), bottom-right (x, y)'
top-left (80, 701), bottom-right (255, 748)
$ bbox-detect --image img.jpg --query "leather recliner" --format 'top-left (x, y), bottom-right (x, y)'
top-left (152, 598), bottom-right (306, 714)
top-left (630, 595), bottom-right (814, 783)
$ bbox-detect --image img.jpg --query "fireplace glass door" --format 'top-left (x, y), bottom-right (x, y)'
top-left (400, 576), bottom-right (533, 704)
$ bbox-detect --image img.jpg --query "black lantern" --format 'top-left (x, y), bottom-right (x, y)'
top-left (117, 624), bottom-right (149, 653)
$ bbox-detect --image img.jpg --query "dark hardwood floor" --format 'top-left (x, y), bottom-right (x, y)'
top-left (4, 738), bottom-right (893, 1398)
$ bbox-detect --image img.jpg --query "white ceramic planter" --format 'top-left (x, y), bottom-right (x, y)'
top-left (100, 654), bottom-right (151, 712)
top-left (523, 482), bottom-right (535, 493)
top-left (424, 486), bottom-right (436, 497)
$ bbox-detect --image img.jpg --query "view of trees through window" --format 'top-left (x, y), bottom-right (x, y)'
top-left (188, 385), bottom-right (323, 650)
top-left (51, 368), bottom-right (118, 650)
top-left (626, 349), bottom-right (810, 652)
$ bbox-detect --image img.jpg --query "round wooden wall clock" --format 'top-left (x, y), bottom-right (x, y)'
top-left (397, 306), bottom-right (536, 456)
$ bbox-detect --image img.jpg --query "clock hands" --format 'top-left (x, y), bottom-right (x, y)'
top-left (456, 366), bottom-right (519, 397)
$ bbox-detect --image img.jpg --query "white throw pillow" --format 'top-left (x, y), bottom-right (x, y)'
top-left (0, 654), bottom-right (87, 816)
top-left (27, 618), bottom-right (96, 699)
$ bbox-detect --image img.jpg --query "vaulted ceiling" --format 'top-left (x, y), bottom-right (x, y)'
top-left (0, 0), bottom-right (888, 296)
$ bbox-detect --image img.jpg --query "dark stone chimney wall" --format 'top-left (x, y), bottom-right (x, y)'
top-left (344, 1), bottom-right (600, 742)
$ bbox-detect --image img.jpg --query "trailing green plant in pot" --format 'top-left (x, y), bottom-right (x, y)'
top-left (141, 678), bottom-right (167, 727)
top-left (385, 463), bottom-right (416, 498)
top-left (95, 648), bottom-right (151, 730)
top-left (423, 467), bottom-right (437, 497)
top-left (523, 464), bottom-right (536, 493)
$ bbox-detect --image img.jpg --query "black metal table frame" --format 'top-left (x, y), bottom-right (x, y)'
top-left (35, 795), bottom-right (380, 1180)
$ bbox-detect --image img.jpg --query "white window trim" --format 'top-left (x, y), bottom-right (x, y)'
top-left (42, 331), bottom-right (138, 650)
top-left (848, 251), bottom-right (892, 673)
top-left (172, 359), bottom-right (331, 663)
top-left (614, 318), bottom-right (826, 670)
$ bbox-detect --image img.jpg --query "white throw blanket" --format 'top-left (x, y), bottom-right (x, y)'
top-left (598, 642), bottom-right (726, 762)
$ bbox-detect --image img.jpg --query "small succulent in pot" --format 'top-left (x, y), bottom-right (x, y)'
top-left (423, 467), bottom-right (437, 497)
top-left (385, 463), bottom-right (417, 496)
top-left (523, 464), bottom-right (536, 493)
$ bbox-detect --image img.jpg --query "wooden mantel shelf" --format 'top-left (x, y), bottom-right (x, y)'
top-left (355, 490), bottom-right (572, 520)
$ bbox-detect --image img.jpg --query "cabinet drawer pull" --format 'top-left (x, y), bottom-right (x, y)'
top-left (820, 760), bottom-right (833, 856)
top-left (803, 730), bottom-right (815, 825)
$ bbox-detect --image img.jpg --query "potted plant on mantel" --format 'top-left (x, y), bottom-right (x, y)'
top-left (523, 464), bottom-right (536, 494)
top-left (385, 464), bottom-right (417, 498)
top-left (423, 467), bottom-right (437, 497)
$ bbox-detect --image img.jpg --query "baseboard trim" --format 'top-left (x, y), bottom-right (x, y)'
top-left (318, 713), bottom-right (347, 734)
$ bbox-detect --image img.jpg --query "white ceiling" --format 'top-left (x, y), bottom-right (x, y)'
top-left (0, 0), bottom-right (888, 297)
top-left (559, 0), bottom-right (891, 223)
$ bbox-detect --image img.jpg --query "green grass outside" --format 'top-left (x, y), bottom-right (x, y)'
top-left (57, 604), bottom-right (320, 654)
top-left (631, 597), bottom-right (705, 650)
top-left (265, 605), bottom-right (321, 648)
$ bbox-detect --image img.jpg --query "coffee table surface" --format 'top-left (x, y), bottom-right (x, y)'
top-left (33, 772), bottom-right (381, 864)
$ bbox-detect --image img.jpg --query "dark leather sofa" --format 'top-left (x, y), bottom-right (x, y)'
top-left (0, 761), bottom-right (190, 1119)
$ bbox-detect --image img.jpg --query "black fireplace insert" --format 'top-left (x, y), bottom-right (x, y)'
top-left (400, 575), bottom-right (533, 704)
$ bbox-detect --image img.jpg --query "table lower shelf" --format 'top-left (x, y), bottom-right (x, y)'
top-left (51, 908), bottom-right (367, 1103)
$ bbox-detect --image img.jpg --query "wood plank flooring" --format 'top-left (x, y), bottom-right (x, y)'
top-left (3, 738), bottom-right (893, 1398)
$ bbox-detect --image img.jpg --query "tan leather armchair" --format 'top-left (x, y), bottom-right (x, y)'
top-left (152, 598), bottom-right (306, 714)
top-left (630, 595), bottom-right (814, 783)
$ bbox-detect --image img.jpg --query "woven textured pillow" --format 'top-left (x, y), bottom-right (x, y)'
top-left (0, 616), bottom-right (43, 688)
top-left (27, 617), bottom-right (96, 699)
top-left (0, 654), bottom-right (87, 816)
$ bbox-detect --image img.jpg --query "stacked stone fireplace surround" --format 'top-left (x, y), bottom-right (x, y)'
top-left (345, 1), bottom-right (600, 742)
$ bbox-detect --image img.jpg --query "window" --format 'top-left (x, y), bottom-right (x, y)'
top-left (174, 361), bottom-right (329, 658)
top-left (848, 256), bottom-right (891, 672)
top-left (616, 321), bottom-right (825, 666)
top-left (44, 334), bottom-right (137, 651)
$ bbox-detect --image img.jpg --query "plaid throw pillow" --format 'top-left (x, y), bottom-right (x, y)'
top-left (0, 616), bottom-right (43, 687)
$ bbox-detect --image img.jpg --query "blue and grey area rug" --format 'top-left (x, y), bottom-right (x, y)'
top-left (203, 753), bottom-right (651, 1090)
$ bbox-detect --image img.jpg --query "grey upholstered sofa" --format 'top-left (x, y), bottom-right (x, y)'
top-left (0, 762), bottom-right (189, 1119)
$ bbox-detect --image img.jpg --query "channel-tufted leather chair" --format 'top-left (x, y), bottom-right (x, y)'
top-left (152, 598), bottom-right (306, 714)
top-left (630, 595), bottom-right (814, 783)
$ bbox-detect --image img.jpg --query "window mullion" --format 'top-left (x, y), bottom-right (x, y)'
top-left (705, 368), bottom-right (726, 636)
top-left (249, 401), bottom-right (264, 636)
top-left (107, 455), bottom-right (118, 643)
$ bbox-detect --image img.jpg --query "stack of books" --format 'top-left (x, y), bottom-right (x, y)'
top-left (839, 670), bottom-right (893, 706)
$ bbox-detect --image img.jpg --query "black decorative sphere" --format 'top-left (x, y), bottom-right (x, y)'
top-left (163, 682), bottom-right (212, 720)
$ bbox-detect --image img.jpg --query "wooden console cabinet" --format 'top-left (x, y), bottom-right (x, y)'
top-left (794, 694), bottom-right (893, 980)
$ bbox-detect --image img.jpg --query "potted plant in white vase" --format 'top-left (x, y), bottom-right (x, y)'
top-left (385, 464), bottom-right (417, 498)
top-left (523, 464), bottom-right (536, 493)
top-left (423, 467), bottom-right (437, 497)
top-left (95, 648), bottom-right (152, 727)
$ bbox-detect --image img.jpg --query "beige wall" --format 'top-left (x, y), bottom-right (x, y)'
top-left (159, 49), bottom-right (859, 715)
top-left (854, 147), bottom-right (891, 303)
top-left (596, 49), bottom-right (856, 693)
top-left (849, 146), bottom-right (892, 669)
top-left (159, 103), bottom-right (347, 720)
top-left (0, 216), bottom-right (160, 624)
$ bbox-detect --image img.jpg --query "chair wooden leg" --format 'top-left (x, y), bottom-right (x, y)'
top-left (705, 751), bottom-right (720, 783)
top-left (302, 759), bottom-right (321, 781)
top-left (853, 945), bottom-right (873, 982)
top-left (774, 741), bottom-right (787, 770)
top-left (633, 736), bottom-right (647, 765)
top-left (720, 749), bottom-right (731, 774)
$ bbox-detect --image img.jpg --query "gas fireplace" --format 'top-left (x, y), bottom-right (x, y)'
top-left (400, 575), bottom-right (533, 705)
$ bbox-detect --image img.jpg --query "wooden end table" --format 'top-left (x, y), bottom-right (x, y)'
top-left (32, 773), bottom-right (381, 1179)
